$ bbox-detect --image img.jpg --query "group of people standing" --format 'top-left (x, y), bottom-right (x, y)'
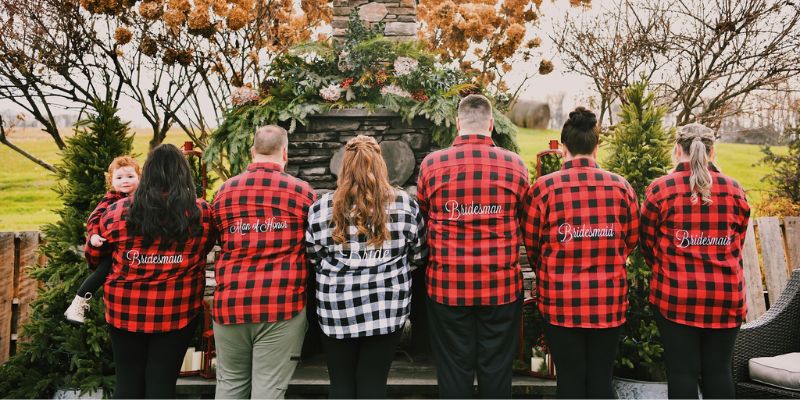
top-left (66, 94), bottom-right (750, 399)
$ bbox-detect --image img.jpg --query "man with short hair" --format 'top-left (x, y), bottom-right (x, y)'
top-left (417, 94), bottom-right (531, 398)
top-left (211, 125), bottom-right (317, 399)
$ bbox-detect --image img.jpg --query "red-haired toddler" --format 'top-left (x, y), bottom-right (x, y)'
top-left (64, 156), bottom-right (140, 324)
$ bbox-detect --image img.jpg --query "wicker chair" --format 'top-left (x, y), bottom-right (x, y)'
top-left (732, 269), bottom-right (800, 398)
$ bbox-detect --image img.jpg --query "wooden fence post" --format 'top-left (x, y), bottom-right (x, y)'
top-left (784, 217), bottom-right (800, 272)
top-left (757, 217), bottom-right (790, 305)
top-left (0, 233), bottom-right (15, 364)
top-left (742, 221), bottom-right (767, 322)
top-left (16, 232), bottom-right (40, 334)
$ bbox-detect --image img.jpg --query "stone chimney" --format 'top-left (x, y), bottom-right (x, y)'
top-left (332, 0), bottom-right (418, 41)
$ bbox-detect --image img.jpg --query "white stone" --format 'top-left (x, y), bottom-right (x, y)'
top-left (358, 2), bottom-right (389, 22)
top-left (384, 22), bottom-right (416, 36)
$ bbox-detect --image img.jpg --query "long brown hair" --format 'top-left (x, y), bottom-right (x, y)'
top-left (332, 135), bottom-right (394, 246)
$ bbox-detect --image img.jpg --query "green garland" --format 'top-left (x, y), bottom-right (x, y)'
top-left (205, 13), bottom-right (518, 177)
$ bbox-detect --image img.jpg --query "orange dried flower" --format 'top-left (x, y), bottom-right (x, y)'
top-left (226, 6), bottom-right (248, 30)
top-left (114, 27), bottom-right (133, 45)
top-left (538, 59), bottom-right (554, 75)
top-left (139, 1), bottom-right (164, 19)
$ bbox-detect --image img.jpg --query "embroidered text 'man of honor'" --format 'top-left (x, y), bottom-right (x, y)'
top-left (229, 218), bottom-right (288, 235)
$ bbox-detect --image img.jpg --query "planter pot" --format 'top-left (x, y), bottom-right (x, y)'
top-left (613, 377), bottom-right (703, 399)
top-left (613, 377), bottom-right (668, 399)
top-left (53, 388), bottom-right (103, 399)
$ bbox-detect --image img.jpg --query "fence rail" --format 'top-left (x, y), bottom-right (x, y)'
top-left (1, 216), bottom-right (798, 362)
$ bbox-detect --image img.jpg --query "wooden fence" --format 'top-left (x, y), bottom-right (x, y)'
top-left (0, 217), bottom-right (798, 362)
top-left (0, 232), bottom-right (45, 364)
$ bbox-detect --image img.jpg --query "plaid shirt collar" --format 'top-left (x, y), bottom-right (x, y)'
top-left (673, 162), bottom-right (721, 173)
top-left (247, 161), bottom-right (284, 173)
top-left (453, 134), bottom-right (495, 147)
top-left (562, 157), bottom-right (599, 170)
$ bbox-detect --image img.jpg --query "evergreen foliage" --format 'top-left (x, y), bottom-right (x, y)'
top-left (0, 100), bottom-right (134, 397)
top-left (759, 121), bottom-right (800, 207)
top-left (603, 80), bottom-right (673, 381)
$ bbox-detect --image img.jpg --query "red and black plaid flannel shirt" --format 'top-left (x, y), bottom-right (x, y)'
top-left (85, 198), bottom-right (216, 333)
top-left (86, 191), bottom-right (125, 239)
top-left (522, 158), bottom-right (640, 328)
top-left (417, 134), bottom-right (530, 306)
top-left (212, 162), bottom-right (317, 324)
top-left (641, 162), bottom-right (750, 328)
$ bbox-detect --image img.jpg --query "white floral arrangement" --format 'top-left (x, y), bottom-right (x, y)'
top-left (319, 84), bottom-right (342, 102)
top-left (393, 56), bottom-right (419, 77)
top-left (230, 86), bottom-right (261, 106)
top-left (338, 50), bottom-right (354, 72)
top-left (380, 84), bottom-right (412, 98)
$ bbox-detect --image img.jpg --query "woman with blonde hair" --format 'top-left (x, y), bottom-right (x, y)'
top-left (305, 135), bottom-right (427, 398)
top-left (640, 123), bottom-right (750, 399)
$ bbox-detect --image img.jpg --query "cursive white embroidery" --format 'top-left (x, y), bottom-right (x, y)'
top-left (674, 230), bottom-right (732, 248)
top-left (444, 200), bottom-right (503, 220)
top-left (228, 218), bottom-right (288, 234)
top-left (557, 223), bottom-right (615, 243)
top-left (125, 250), bottom-right (184, 266)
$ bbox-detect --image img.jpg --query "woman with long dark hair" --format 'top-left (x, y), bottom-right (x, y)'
top-left (84, 144), bottom-right (217, 398)
top-left (640, 123), bottom-right (750, 399)
top-left (305, 135), bottom-right (427, 398)
top-left (522, 107), bottom-right (640, 398)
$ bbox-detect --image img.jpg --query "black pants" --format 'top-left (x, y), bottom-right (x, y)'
top-left (108, 316), bottom-right (198, 399)
top-left (320, 328), bottom-right (403, 398)
top-left (77, 255), bottom-right (112, 297)
top-left (426, 295), bottom-right (522, 399)
top-left (655, 311), bottom-right (740, 399)
top-left (543, 322), bottom-right (621, 399)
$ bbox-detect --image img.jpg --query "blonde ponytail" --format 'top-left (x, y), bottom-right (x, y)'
top-left (676, 123), bottom-right (717, 205)
top-left (688, 138), bottom-right (712, 205)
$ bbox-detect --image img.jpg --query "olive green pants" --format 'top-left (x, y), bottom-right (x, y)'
top-left (213, 309), bottom-right (308, 399)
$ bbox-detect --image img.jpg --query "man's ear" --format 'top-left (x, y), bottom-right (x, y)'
top-left (456, 117), bottom-right (461, 132)
top-left (488, 117), bottom-right (494, 134)
top-left (283, 145), bottom-right (288, 162)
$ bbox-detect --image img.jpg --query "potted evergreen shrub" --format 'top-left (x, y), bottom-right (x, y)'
top-left (603, 80), bottom-right (673, 398)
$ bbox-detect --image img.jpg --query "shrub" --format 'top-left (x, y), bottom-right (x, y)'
top-left (603, 80), bottom-right (673, 381)
top-left (0, 100), bottom-right (133, 397)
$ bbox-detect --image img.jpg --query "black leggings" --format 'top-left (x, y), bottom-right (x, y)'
top-left (543, 322), bottom-right (621, 399)
top-left (108, 316), bottom-right (198, 399)
top-left (77, 255), bottom-right (112, 297)
top-left (320, 328), bottom-right (403, 398)
top-left (655, 312), bottom-right (740, 399)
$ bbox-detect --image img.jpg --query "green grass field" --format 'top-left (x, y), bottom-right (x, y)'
top-left (0, 127), bottom-right (784, 231)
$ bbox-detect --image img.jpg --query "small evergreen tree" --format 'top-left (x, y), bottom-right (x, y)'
top-left (0, 100), bottom-right (134, 397)
top-left (603, 80), bottom-right (673, 381)
top-left (759, 121), bottom-right (800, 207)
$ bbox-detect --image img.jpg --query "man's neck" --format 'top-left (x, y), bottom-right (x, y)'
top-left (563, 154), bottom-right (595, 162)
top-left (251, 154), bottom-right (285, 167)
top-left (458, 131), bottom-right (490, 137)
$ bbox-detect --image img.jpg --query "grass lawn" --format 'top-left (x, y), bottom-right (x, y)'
top-left (0, 127), bottom-right (785, 232)
top-left (0, 128), bottom-right (193, 232)
top-left (517, 128), bottom-right (781, 207)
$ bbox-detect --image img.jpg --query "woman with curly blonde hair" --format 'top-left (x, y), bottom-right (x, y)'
top-left (305, 135), bottom-right (427, 398)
